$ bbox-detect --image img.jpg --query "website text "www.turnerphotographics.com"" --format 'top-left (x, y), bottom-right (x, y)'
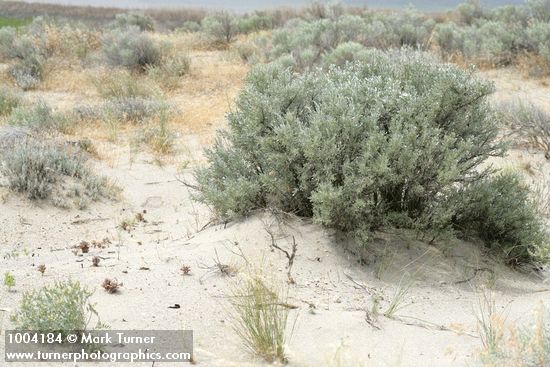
top-left (4, 330), bottom-right (193, 363)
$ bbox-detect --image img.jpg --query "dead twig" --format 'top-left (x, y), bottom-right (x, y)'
top-left (265, 229), bottom-right (297, 284)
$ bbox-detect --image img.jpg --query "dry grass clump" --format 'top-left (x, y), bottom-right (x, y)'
top-left (477, 291), bottom-right (549, 367)
top-left (93, 69), bottom-right (159, 99)
top-left (230, 272), bottom-right (292, 364)
top-left (498, 100), bottom-right (550, 160)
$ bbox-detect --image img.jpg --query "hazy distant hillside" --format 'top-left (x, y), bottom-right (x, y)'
top-left (21, 0), bottom-right (527, 11)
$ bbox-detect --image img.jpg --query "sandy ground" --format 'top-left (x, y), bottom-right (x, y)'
top-left (0, 59), bottom-right (549, 366)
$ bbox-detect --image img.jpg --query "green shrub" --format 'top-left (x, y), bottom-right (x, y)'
top-left (102, 27), bottom-right (162, 71)
top-left (322, 42), bottom-right (370, 68)
top-left (202, 12), bottom-right (239, 44)
top-left (13, 281), bottom-right (95, 335)
top-left (105, 97), bottom-right (168, 124)
top-left (0, 26), bottom-right (16, 59)
top-left (237, 13), bottom-right (274, 34)
top-left (113, 12), bottom-right (155, 31)
top-left (146, 53), bottom-right (190, 89)
top-left (528, 0), bottom-right (550, 22)
top-left (93, 70), bottom-right (157, 99)
top-left (3, 272), bottom-right (15, 290)
top-left (452, 171), bottom-right (549, 265)
top-left (194, 50), bottom-right (504, 235)
top-left (178, 21), bottom-right (201, 33)
top-left (498, 100), bottom-right (550, 158)
top-left (6, 101), bottom-right (55, 130)
top-left (1, 139), bottom-right (114, 205)
top-left (0, 87), bottom-right (22, 116)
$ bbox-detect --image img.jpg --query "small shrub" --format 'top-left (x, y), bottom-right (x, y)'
top-left (498, 100), bottom-right (550, 159)
top-left (178, 21), bottom-right (201, 33)
top-left (102, 27), bottom-right (162, 71)
top-left (9, 53), bottom-right (45, 90)
top-left (0, 26), bottom-right (16, 59)
top-left (202, 12), bottom-right (239, 45)
top-left (452, 171), bottom-right (549, 265)
top-left (3, 271), bottom-right (15, 290)
top-left (0, 87), bottom-right (22, 116)
top-left (6, 101), bottom-right (55, 130)
top-left (13, 281), bottom-right (95, 335)
top-left (93, 69), bottom-right (157, 99)
top-left (0, 139), bottom-right (114, 205)
top-left (146, 53), bottom-right (190, 90)
top-left (105, 97), bottom-right (168, 124)
top-left (477, 299), bottom-right (549, 366)
top-left (231, 274), bottom-right (290, 363)
top-left (113, 12), bottom-right (155, 31)
top-left (322, 41), bottom-right (369, 68)
top-left (136, 110), bottom-right (175, 154)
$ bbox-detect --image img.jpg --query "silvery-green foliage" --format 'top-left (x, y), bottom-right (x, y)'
top-left (528, 0), bottom-right (550, 22)
top-left (0, 87), bottom-right (22, 116)
top-left (195, 49), bottom-right (505, 239)
top-left (1, 140), bottom-right (86, 199)
top-left (105, 97), bottom-right (168, 124)
top-left (384, 9), bottom-right (435, 49)
top-left (434, 20), bottom-right (523, 65)
top-left (0, 27), bottom-right (17, 60)
top-left (202, 12), bottom-right (239, 44)
top-left (178, 21), bottom-right (201, 33)
top-left (6, 101), bottom-right (55, 130)
top-left (452, 172), bottom-right (549, 265)
top-left (525, 22), bottom-right (550, 62)
top-left (1, 139), bottom-right (112, 203)
top-left (457, 0), bottom-right (487, 24)
top-left (322, 42), bottom-right (370, 68)
top-left (102, 26), bottom-right (162, 70)
top-left (13, 281), bottom-right (95, 336)
top-left (237, 13), bottom-right (274, 34)
top-left (113, 12), bottom-right (155, 31)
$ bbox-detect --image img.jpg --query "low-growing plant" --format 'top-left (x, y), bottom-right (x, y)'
top-left (93, 69), bottom-right (157, 99)
top-left (476, 290), bottom-right (506, 356)
top-left (498, 100), bottom-right (550, 159)
top-left (452, 171), bottom-right (549, 265)
top-left (230, 274), bottom-right (291, 363)
top-left (102, 26), bottom-right (162, 71)
top-left (202, 11), bottom-right (239, 45)
top-left (0, 139), bottom-right (115, 206)
top-left (478, 302), bottom-right (549, 366)
top-left (13, 281), bottom-right (97, 335)
top-left (146, 53), bottom-right (190, 90)
top-left (137, 110), bottom-right (175, 154)
top-left (113, 12), bottom-right (155, 31)
top-left (6, 101), bottom-right (56, 131)
top-left (0, 87), bottom-right (22, 116)
top-left (3, 271), bottom-right (15, 291)
top-left (383, 275), bottom-right (413, 318)
top-left (105, 97), bottom-right (168, 124)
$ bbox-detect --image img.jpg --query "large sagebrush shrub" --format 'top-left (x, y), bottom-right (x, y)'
top-left (194, 50), bottom-right (549, 264)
